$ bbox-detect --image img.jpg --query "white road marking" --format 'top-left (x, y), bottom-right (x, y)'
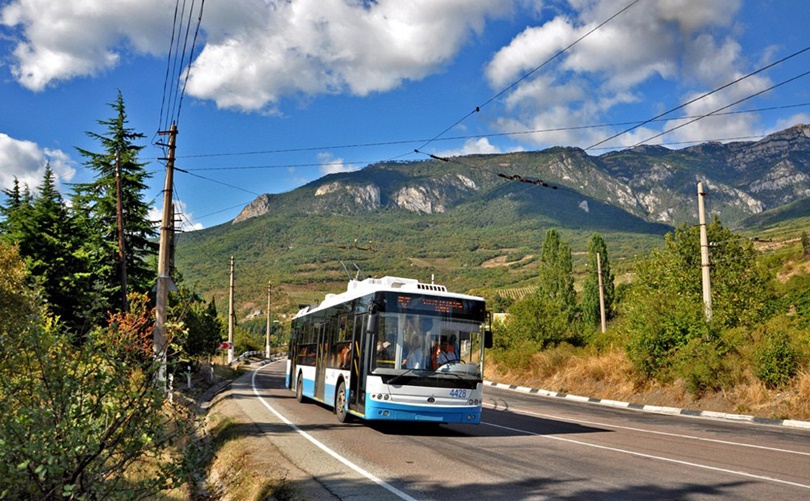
top-left (251, 365), bottom-right (419, 501)
top-left (483, 420), bottom-right (810, 490)
top-left (484, 400), bottom-right (810, 456)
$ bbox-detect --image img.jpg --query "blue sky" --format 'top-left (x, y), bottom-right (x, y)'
top-left (2, 0), bottom-right (810, 230)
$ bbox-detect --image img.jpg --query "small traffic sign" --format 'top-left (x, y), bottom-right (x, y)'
top-left (218, 341), bottom-right (233, 350)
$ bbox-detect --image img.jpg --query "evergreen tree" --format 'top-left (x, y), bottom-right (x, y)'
top-left (0, 178), bottom-right (32, 244)
top-left (25, 166), bottom-right (91, 333)
top-left (581, 232), bottom-right (615, 327)
top-left (537, 228), bottom-right (576, 317)
top-left (71, 91), bottom-right (157, 317)
top-left (801, 231), bottom-right (810, 258)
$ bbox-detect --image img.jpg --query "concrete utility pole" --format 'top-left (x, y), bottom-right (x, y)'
top-left (697, 182), bottom-right (713, 322)
top-left (266, 281), bottom-right (272, 359)
top-left (115, 151), bottom-right (128, 312)
top-left (597, 252), bottom-right (606, 333)
top-left (155, 124), bottom-right (178, 383)
top-left (228, 255), bottom-right (235, 364)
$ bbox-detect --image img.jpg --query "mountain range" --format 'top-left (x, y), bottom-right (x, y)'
top-left (175, 124), bottom-right (810, 313)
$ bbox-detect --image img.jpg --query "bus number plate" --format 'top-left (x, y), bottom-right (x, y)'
top-left (449, 389), bottom-right (467, 399)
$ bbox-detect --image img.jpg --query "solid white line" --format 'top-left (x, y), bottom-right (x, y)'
top-left (482, 420), bottom-right (810, 490)
top-left (483, 401), bottom-right (810, 457)
top-left (251, 366), bottom-right (418, 501)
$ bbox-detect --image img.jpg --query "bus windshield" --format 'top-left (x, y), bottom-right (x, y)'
top-left (371, 311), bottom-right (484, 377)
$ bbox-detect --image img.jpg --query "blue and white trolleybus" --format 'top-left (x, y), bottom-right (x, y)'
top-left (285, 276), bottom-right (492, 424)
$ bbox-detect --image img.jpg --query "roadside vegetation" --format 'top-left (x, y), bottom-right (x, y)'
top-left (488, 223), bottom-right (810, 421)
top-left (0, 94), bottom-right (226, 498)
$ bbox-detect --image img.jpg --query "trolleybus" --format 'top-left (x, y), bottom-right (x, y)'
top-left (286, 276), bottom-right (492, 424)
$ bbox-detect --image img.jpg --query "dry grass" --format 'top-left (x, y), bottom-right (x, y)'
top-left (487, 348), bottom-right (810, 421)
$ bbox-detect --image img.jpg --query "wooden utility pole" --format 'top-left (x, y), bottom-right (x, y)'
top-left (228, 256), bottom-right (235, 364)
top-left (266, 281), bottom-right (272, 359)
top-left (115, 151), bottom-right (128, 312)
top-left (155, 124), bottom-right (177, 383)
top-left (697, 182), bottom-right (713, 322)
top-left (597, 252), bottom-right (606, 333)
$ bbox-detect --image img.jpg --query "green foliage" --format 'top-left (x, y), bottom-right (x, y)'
top-left (802, 231), bottom-right (810, 258)
top-left (537, 229), bottom-right (576, 318)
top-left (753, 321), bottom-right (799, 389)
top-left (71, 91), bottom-right (157, 318)
top-left (675, 337), bottom-right (736, 397)
top-left (488, 293), bottom-right (513, 313)
top-left (622, 218), bottom-right (778, 382)
top-left (624, 293), bottom-right (711, 380)
top-left (0, 258), bottom-right (191, 498)
top-left (581, 232), bottom-right (615, 326)
top-left (169, 276), bottom-right (224, 365)
top-left (499, 294), bottom-right (582, 350)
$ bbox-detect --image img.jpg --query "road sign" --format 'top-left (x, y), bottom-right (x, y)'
top-left (218, 341), bottom-right (233, 350)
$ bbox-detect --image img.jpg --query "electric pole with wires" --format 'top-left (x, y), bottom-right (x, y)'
top-left (155, 124), bottom-right (178, 384)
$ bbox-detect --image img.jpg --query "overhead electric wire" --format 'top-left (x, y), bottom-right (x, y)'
top-left (587, 43), bottom-right (810, 151)
top-left (176, 0), bottom-right (206, 128)
top-left (174, 101), bottom-right (810, 161)
top-left (413, 0), bottom-right (643, 154)
top-left (632, 68), bottom-right (810, 148)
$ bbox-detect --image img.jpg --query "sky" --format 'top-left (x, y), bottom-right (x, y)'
top-left (2, 0), bottom-right (810, 230)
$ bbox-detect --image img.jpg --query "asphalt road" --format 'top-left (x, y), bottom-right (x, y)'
top-left (229, 360), bottom-right (810, 500)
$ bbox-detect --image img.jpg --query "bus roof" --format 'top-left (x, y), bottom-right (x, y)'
top-left (294, 276), bottom-right (485, 318)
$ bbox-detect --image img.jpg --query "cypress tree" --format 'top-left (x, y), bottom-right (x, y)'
top-left (537, 228), bottom-right (576, 318)
top-left (581, 232), bottom-right (615, 327)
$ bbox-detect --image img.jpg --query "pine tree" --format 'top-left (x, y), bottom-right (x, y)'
top-left (581, 232), bottom-right (615, 327)
top-left (71, 91), bottom-right (158, 317)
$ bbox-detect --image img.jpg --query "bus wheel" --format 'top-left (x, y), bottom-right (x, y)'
top-left (335, 381), bottom-right (349, 423)
top-left (296, 373), bottom-right (305, 403)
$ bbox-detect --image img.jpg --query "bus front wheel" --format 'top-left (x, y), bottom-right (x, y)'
top-left (296, 373), bottom-right (305, 403)
top-left (335, 381), bottom-right (349, 423)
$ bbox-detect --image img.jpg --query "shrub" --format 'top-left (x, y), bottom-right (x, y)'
top-left (754, 331), bottom-right (798, 389)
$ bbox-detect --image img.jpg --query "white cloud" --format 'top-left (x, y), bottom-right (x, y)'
top-left (149, 199), bottom-right (203, 232)
top-left (484, 0), bottom-right (753, 150)
top-left (0, 133), bottom-right (75, 193)
top-left (318, 152), bottom-right (356, 175)
top-left (1, 0), bottom-right (172, 91)
top-left (434, 138), bottom-right (513, 158)
top-left (186, 0), bottom-right (513, 111)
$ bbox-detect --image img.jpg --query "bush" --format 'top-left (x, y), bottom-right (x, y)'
top-left (754, 331), bottom-right (798, 389)
top-left (675, 337), bottom-right (736, 397)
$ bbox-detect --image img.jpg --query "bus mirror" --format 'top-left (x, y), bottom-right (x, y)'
top-left (367, 313), bottom-right (378, 334)
top-left (484, 330), bottom-right (493, 349)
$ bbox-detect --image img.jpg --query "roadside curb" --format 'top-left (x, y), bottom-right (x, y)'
top-left (199, 380), bottom-right (233, 412)
top-left (484, 380), bottom-right (810, 431)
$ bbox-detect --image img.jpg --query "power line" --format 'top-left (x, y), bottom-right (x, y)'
top-left (588, 43), bottom-right (810, 151)
top-left (173, 101), bottom-right (810, 161)
top-left (632, 68), bottom-right (810, 148)
top-left (414, 0), bottom-right (643, 153)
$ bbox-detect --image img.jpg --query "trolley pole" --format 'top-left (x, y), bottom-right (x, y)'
top-left (697, 182), bottom-right (713, 322)
top-left (155, 124), bottom-right (177, 383)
